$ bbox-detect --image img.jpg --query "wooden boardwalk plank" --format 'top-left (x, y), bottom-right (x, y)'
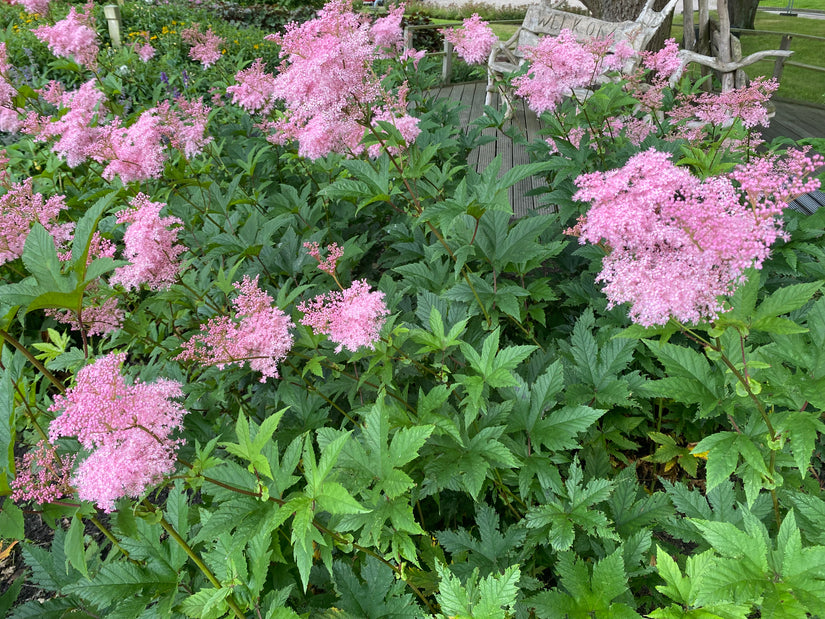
top-left (428, 82), bottom-right (825, 217)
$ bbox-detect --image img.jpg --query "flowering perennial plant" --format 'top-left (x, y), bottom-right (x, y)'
top-left (0, 177), bottom-right (72, 265)
top-left (48, 353), bottom-right (187, 511)
top-left (33, 3), bottom-right (99, 69)
top-left (178, 275), bottom-right (295, 381)
top-left (305, 241), bottom-right (344, 276)
top-left (10, 441), bottom-right (76, 505)
top-left (441, 14), bottom-right (498, 65)
top-left (227, 58), bottom-right (278, 114)
top-left (25, 79), bottom-right (105, 167)
top-left (0, 43), bottom-right (21, 133)
top-left (572, 148), bottom-right (823, 326)
top-left (12, 0), bottom-right (50, 16)
top-left (298, 279), bottom-right (389, 353)
top-left (180, 24), bottom-right (224, 68)
top-left (258, 0), bottom-right (418, 159)
top-left (111, 193), bottom-right (186, 291)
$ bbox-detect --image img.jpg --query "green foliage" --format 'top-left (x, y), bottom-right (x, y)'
top-left (2, 1), bottom-right (825, 617)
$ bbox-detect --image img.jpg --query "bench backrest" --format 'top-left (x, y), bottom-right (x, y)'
top-left (515, 0), bottom-right (678, 71)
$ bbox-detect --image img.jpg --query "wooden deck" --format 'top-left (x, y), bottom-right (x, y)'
top-left (428, 82), bottom-right (825, 217)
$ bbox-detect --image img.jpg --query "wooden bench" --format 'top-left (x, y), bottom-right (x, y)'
top-left (486, 0), bottom-right (679, 116)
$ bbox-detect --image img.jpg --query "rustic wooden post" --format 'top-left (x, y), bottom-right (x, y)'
top-left (772, 33), bottom-right (793, 80)
top-left (103, 4), bottom-right (123, 49)
top-left (683, 0), bottom-right (695, 51)
top-left (403, 26), bottom-right (413, 52)
top-left (716, 0), bottom-right (734, 91)
top-left (442, 40), bottom-right (453, 86)
top-left (697, 0), bottom-right (710, 55)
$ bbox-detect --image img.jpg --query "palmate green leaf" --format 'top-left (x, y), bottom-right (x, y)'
top-left (435, 563), bottom-right (520, 619)
top-left (651, 547), bottom-right (752, 619)
top-left (21, 223), bottom-right (65, 292)
top-left (642, 340), bottom-right (724, 417)
top-left (531, 405), bottom-right (605, 451)
top-left (530, 550), bottom-right (640, 619)
top-left (436, 504), bottom-right (527, 577)
top-left (330, 557), bottom-right (418, 619)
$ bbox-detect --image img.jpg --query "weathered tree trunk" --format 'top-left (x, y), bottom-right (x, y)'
top-left (577, 0), bottom-right (674, 52)
top-left (728, 0), bottom-right (761, 30)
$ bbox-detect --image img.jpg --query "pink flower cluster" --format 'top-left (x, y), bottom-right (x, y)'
top-left (0, 43), bottom-right (21, 133)
top-left (180, 24), bottom-right (224, 68)
top-left (12, 0), bottom-right (50, 15)
top-left (178, 276), bottom-right (295, 382)
top-left (305, 241), bottom-right (344, 275)
top-left (11, 441), bottom-right (75, 505)
top-left (48, 353), bottom-right (187, 512)
top-left (641, 38), bottom-right (683, 79)
top-left (0, 177), bottom-right (72, 265)
top-left (227, 59), bottom-right (278, 114)
top-left (441, 14), bottom-right (498, 65)
top-left (46, 295), bottom-right (125, 336)
top-left (132, 40), bottom-right (156, 63)
top-left (33, 3), bottom-right (99, 69)
top-left (298, 279), bottom-right (389, 353)
top-left (111, 193), bottom-right (186, 291)
top-left (513, 29), bottom-right (624, 114)
top-left (25, 80), bottom-right (211, 182)
top-left (255, 0), bottom-right (418, 159)
top-left (572, 148), bottom-right (822, 326)
top-left (514, 32), bottom-right (585, 113)
top-left (25, 80), bottom-right (104, 167)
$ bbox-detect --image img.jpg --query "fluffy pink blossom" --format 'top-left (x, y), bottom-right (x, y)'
top-left (298, 279), bottom-right (389, 353)
top-left (177, 276), bottom-right (295, 381)
top-left (111, 193), bottom-right (185, 291)
top-left (180, 24), bottom-right (224, 68)
top-left (33, 3), bottom-right (99, 69)
top-left (12, 0), bottom-right (50, 15)
top-left (49, 353), bottom-right (186, 511)
top-left (10, 441), bottom-right (75, 505)
top-left (100, 111), bottom-right (166, 183)
top-left (30, 80), bottom-right (106, 167)
top-left (512, 29), bottom-right (601, 114)
top-left (133, 41), bottom-right (156, 62)
top-left (45, 295), bottom-right (125, 336)
top-left (227, 59), bottom-right (278, 114)
top-left (441, 14), bottom-right (498, 65)
top-left (38, 80), bottom-right (65, 105)
top-left (0, 178), bottom-right (71, 265)
top-left (641, 38), bottom-right (683, 79)
top-left (262, 0), bottom-right (419, 160)
top-left (157, 97), bottom-right (212, 158)
top-left (573, 148), bottom-right (822, 326)
top-left (305, 241), bottom-right (344, 275)
top-left (0, 43), bottom-right (20, 133)
top-left (370, 4), bottom-right (404, 57)
top-left (400, 48), bottom-right (426, 68)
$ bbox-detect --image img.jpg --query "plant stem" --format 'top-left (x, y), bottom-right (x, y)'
top-left (148, 501), bottom-right (246, 619)
top-left (0, 329), bottom-right (66, 393)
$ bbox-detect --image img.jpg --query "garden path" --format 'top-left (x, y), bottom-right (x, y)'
top-left (431, 81), bottom-right (825, 216)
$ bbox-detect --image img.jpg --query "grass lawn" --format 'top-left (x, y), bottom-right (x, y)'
top-left (760, 0), bottom-right (823, 9)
